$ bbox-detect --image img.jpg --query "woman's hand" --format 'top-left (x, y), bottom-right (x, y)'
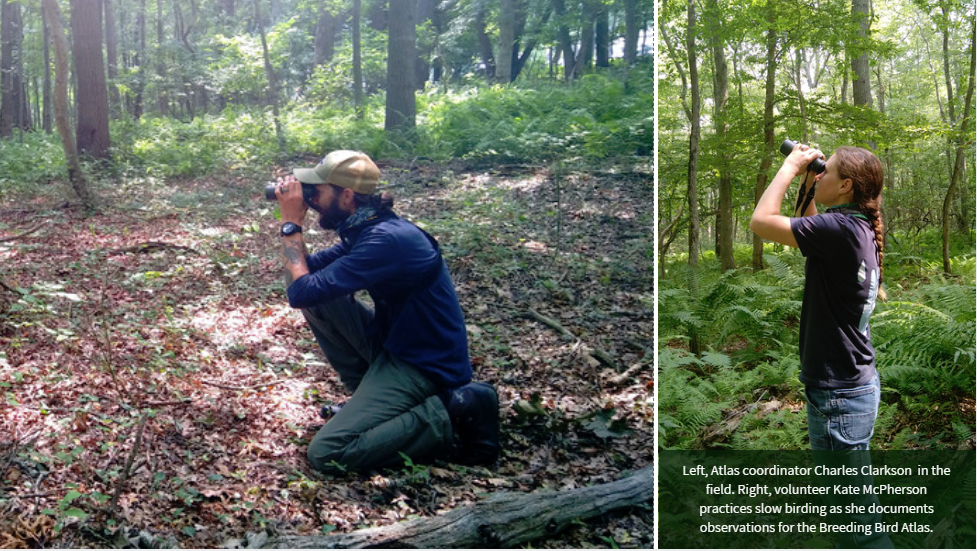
top-left (783, 142), bottom-right (824, 178)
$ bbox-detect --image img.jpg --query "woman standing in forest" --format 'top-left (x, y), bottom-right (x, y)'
top-left (751, 142), bottom-right (886, 450)
top-left (750, 142), bottom-right (893, 548)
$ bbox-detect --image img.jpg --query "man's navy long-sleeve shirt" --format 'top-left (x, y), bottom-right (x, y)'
top-left (286, 214), bottom-right (472, 389)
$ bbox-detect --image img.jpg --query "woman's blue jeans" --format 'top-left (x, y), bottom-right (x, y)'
top-left (804, 374), bottom-right (881, 451)
top-left (805, 373), bottom-right (894, 548)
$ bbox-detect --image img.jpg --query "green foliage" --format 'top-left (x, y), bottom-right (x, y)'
top-left (873, 279), bottom-right (976, 404)
top-left (0, 133), bottom-right (68, 197)
top-left (417, 69), bottom-right (653, 161)
top-left (305, 27), bottom-right (388, 107)
top-left (657, 347), bottom-right (734, 448)
top-left (110, 111), bottom-right (281, 178)
top-left (659, 249), bottom-right (975, 451)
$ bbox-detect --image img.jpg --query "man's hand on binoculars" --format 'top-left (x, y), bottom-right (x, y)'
top-left (275, 175), bottom-right (308, 225)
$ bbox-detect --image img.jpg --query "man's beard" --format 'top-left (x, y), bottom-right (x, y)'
top-left (316, 201), bottom-right (350, 231)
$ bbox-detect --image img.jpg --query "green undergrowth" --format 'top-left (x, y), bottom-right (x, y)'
top-left (0, 67), bottom-right (652, 203)
top-left (659, 249), bottom-right (976, 451)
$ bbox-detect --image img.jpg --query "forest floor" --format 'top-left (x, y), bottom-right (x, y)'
top-left (0, 159), bottom-right (653, 548)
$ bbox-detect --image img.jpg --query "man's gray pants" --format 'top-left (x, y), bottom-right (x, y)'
top-left (301, 295), bottom-right (453, 474)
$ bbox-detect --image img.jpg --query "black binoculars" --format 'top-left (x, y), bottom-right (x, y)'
top-left (264, 182), bottom-right (318, 205)
top-left (780, 139), bottom-right (826, 174)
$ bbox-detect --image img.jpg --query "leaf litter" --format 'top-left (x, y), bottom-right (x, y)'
top-left (0, 161), bottom-right (652, 548)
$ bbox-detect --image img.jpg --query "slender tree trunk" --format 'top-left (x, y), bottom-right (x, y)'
top-left (496, 0), bottom-right (515, 83)
top-left (850, 0), bottom-right (873, 110)
top-left (943, 19), bottom-right (976, 275)
top-left (595, 3), bottom-right (609, 68)
top-left (512, 5), bottom-right (549, 82)
top-left (474, 7), bottom-right (496, 80)
top-left (314, 3), bottom-right (337, 66)
top-left (414, 0), bottom-right (436, 89)
top-left (385, 0), bottom-right (416, 132)
top-left (352, 0), bottom-right (363, 119)
top-left (687, 0), bottom-right (701, 269)
top-left (42, 0), bottom-right (94, 209)
top-left (707, 0), bottom-right (733, 272)
top-left (104, 0), bottom-right (120, 116)
top-left (841, 50), bottom-right (849, 104)
top-left (624, 0), bottom-right (638, 65)
top-left (156, 0), bottom-right (168, 116)
top-left (1, 0), bottom-right (30, 136)
top-left (254, 0), bottom-right (285, 154)
top-left (573, 1), bottom-right (596, 78)
top-left (134, 0), bottom-right (146, 119)
top-left (753, 20), bottom-right (779, 272)
top-left (686, 0), bottom-right (701, 356)
top-left (72, 0), bottom-right (111, 158)
top-left (552, 0), bottom-right (575, 81)
top-left (42, 10), bottom-right (52, 132)
top-left (794, 49), bottom-right (809, 142)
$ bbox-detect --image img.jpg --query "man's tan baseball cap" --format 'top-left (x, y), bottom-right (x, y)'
top-left (293, 150), bottom-right (381, 194)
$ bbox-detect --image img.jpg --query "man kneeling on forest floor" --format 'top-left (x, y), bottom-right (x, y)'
top-left (272, 150), bottom-right (500, 474)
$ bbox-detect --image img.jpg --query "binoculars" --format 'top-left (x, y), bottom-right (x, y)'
top-left (780, 139), bottom-right (826, 174)
top-left (264, 182), bottom-right (318, 205)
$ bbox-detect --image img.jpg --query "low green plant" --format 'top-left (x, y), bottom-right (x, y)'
top-left (660, 248), bottom-right (975, 451)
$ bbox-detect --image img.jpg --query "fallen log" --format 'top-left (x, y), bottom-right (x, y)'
top-left (264, 465), bottom-right (653, 549)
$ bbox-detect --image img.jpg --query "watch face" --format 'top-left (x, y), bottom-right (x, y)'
top-left (281, 223), bottom-right (302, 236)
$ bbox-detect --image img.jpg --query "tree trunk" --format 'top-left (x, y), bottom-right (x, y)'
top-left (42, 9), bottom-right (52, 132)
top-left (573, 1), bottom-right (596, 78)
top-left (686, 0), bottom-right (702, 356)
top-left (352, 0), bottom-right (363, 119)
top-left (794, 48), bottom-right (809, 142)
top-left (42, 0), bottom-right (94, 209)
top-left (156, 0), bottom-right (168, 116)
top-left (595, 3), bottom-right (609, 68)
top-left (134, 0), bottom-right (146, 119)
top-left (624, 0), bottom-right (638, 66)
top-left (474, 7), bottom-right (496, 80)
top-left (753, 18), bottom-right (779, 272)
top-left (686, 0), bottom-right (701, 270)
top-left (314, 3), bottom-right (337, 66)
top-left (385, 0), bottom-right (416, 132)
top-left (512, 5), bottom-right (549, 82)
top-left (552, 0), bottom-right (575, 81)
top-left (496, 0), bottom-right (515, 83)
top-left (266, 466), bottom-right (653, 549)
top-left (850, 0), bottom-right (873, 110)
top-left (104, 0), bottom-right (120, 116)
top-left (707, 0), bottom-right (733, 273)
top-left (72, 0), bottom-right (111, 158)
top-left (942, 19), bottom-right (976, 275)
top-left (254, 0), bottom-right (285, 154)
top-left (1, 0), bottom-right (30, 137)
top-left (414, 0), bottom-right (436, 89)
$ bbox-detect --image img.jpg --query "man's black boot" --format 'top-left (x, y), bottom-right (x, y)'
top-left (319, 402), bottom-right (345, 420)
top-left (444, 381), bottom-right (501, 465)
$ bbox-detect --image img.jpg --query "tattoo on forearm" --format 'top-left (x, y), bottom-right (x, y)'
top-left (283, 241), bottom-right (304, 266)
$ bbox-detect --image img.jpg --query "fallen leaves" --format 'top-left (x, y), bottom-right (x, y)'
top-left (0, 164), bottom-right (653, 548)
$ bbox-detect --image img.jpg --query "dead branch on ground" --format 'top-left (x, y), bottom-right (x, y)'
top-left (104, 242), bottom-right (198, 256)
top-left (0, 223), bottom-right (46, 243)
top-left (522, 309), bottom-right (619, 371)
top-left (263, 465), bottom-right (653, 549)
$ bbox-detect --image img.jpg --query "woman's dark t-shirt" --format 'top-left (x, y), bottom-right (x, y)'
top-left (790, 213), bottom-right (880, 389)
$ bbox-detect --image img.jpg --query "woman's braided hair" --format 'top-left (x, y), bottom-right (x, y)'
top-left (834, 146), bottom-right (887, 300)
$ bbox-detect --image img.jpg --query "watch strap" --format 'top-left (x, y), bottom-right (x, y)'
top-left (280, 222), bottom-right (303, 236)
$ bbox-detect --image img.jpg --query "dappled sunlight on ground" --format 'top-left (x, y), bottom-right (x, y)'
top-left (1, 161), bottom-right (652, 547)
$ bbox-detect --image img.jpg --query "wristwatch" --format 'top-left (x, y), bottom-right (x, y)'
top-left (280, 222), bottom-right (303, 237)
